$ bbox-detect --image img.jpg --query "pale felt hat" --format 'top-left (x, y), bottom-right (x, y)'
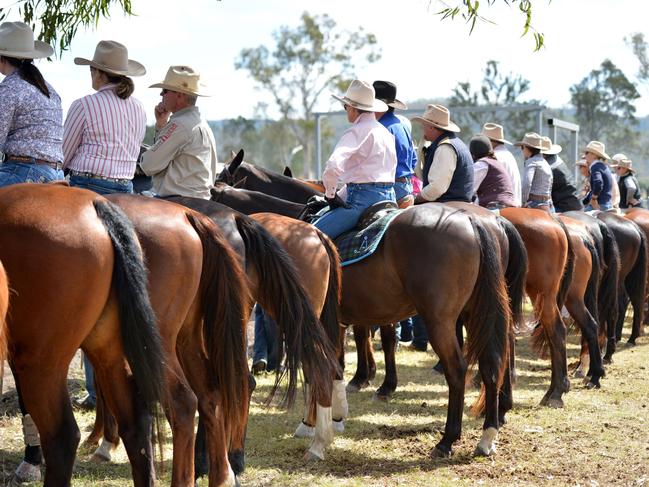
top-left (576, 159), bottom-right (588, 168)
top-left (481, 123), bottom-right (511, 145)
top-left (150, 65), bottom-right (210, 97)
top-left (331, 80), bottom-right (387, 112)
top-left (611, 153), bottom-right (635, 172)
top-left (540, 136), bottom-right (562, 155)
top-left (411, 104), bottom-right (460, 133)
top-left (74, 40), bottom-right (145, 77)
top-left (585, 140), bottom-right (610, 160)
top-left (0, 21), bottom-right (53, 59)
top-left (514, 132), bottom-right (545, 151)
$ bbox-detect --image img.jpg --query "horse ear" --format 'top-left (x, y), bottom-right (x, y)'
top-left (232, 176), bottom-right (247, 189)
top-left (283, 166), bottom-right (293, 178)
top-left (229, 149), bottom-right (244, 173)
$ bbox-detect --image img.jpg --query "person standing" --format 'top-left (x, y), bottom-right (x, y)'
top-left (541, 136), bottom-right (583, 212)
top-left (515, 132), bottom-right (553, 212)
top-left (482, 123), bottom-right (522, 207)
top-left (140, 65), bottom-right (219, 199)
top-left (0, 22), bottom-right (64, 188)
top-left (583, 141), bottom-right (614, 211)
top-left (469, 134), bottom-right (515, 209)
top-left (611, 153), bottom-right (642, 209)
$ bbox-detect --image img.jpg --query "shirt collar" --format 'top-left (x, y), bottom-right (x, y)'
top-left (98, 83), bottom-right (118, 93)
top-left (171, 106), bottom-right (198, 119)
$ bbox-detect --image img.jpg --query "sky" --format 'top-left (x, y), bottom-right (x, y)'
top-left (5, 0), bottom-right (649, 124)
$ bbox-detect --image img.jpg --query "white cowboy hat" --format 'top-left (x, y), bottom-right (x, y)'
top-left (585, 140), bottom-right (610, 160)
top-left (481, 123), bottom-right (511, 145)
top-left (0, 21), bottom-right (53, 59)
top-left (149, 65), bottom-right (210, 97)
top-left (611, 153), bottom-right (635, 172)
top-left (74, 40), bottom-right (145, 77)
top-left (331, 80), bottom-right (387, 112)
top-left (411, 104), bottom-right (460, 133)
top-left (540, 136), bottom-right (562, 155)
top-left (514, 132), bottom-right (545, 151)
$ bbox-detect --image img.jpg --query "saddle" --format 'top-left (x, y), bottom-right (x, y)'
top-left (356, 200), bottom-right (398, 230)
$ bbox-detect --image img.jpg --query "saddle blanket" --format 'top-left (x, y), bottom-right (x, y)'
top-left (335, 209), bottom-right (402, 266)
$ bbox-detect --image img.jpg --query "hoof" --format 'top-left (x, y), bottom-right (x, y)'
top-left (373, 392), bottom-right (390, 402)
top-left (90, 452), bottom-right (111, 463)
top-left (603, 356), bottom-right (613, 365)
top-left (546, 398), bottom-right (564, 408)
top-left (303, 450), bottom-right (324, 461)
top-left (332, 419), bottom-right (345, 434)
top-left (346, 382), bottom-right (362, 393)
top-left (431, 447), bottom-right (452, 458)
top-left (294, 422), bottom-right (315, 438)
top-left (10, 461), bottom-right (41, 486)
top-left (626, 339), bottom-right (637, 347)
top-left (473, 445), bottom-right (496, 457)
top-left (572, 368), bottom-right (585, 379)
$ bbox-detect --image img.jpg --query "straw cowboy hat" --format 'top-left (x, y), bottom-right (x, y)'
top-left (0, 21), bottom-right (53, 59)
top-left (372, 80), bottom-right (407, 110)
top-left (150, 65), bottom-right (210, 97)
top-left (74, 40), bottom-right (145, 77)
top-left (332, 80), bottom-right (387, 112)
top-left (411, 104), bottom-right (460, 133)
top-left (585, 140), bottom-right (610, 160)
top-left (611, 153), bottom-right (635, 173)
top-left (540, 136), bottom-right (562, 155)
top-left (514, 132), bottom-right (545, 150)
top-left (481, 123), bottom-right (511, 145)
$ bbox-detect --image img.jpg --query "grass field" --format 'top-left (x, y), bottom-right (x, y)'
top-left (1, 324), bottom-right (649, 486)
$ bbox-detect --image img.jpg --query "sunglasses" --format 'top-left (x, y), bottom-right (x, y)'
top-left (161, 89), bottom-right (175, 95)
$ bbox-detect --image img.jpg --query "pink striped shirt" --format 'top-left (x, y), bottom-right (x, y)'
top-left (63, 84), bottom-right (147, 179)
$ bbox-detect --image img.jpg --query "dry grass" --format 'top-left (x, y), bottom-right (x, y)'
top-left (1, 324), bottom-right (649, 486)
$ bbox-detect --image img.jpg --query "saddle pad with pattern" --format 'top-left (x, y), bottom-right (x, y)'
top-left (335, 209), bottom-right (402, 266)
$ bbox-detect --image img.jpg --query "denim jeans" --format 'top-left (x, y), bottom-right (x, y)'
top-left (585, 202), bottom-right (613, 212)
top-left (69, 175), bottom-right (133, 195)
top-left (314, 183), bottom-right (396, 239)
top-left (526, 200), bottom-right (555, 213)
top-left (82, 353), bottom-right (97, 405)
top-left (394, 178), bottom-right (414, 201)
top-left (398, 317), bottom-right (413, 342)
top-left (411, 315), bottom-right (429, 350)
top-left (0, 160), bottom-right (64, 188)
top-left (253, 304), bottom-right (279, 371)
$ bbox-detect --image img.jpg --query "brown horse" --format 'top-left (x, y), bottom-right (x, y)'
top-left (0, 259), bottom-right (8, 362)
top-left (0, 184), bottom-right (166, 487)
top-left (623, 207), bottom-right (649, 327)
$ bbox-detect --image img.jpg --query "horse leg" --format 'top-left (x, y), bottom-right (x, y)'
top-left (498, 328), bottom-right (516, 425)
top-left (87, 389), bottom-right (121, 463)
top-left (375, 324), bottom-right (398, 401)
top-left (347, 325), bottom-right (371, 392)
top-left (565, 298), bottom-right (605, 389)
top-left (11, 369), bottom-right (44, 484)
top-left (616, 290), bottom-right (630, 342)
top-left (628, 287), bottom-right (645, 344)
top-left (538, 302), bottom-right (569, 408)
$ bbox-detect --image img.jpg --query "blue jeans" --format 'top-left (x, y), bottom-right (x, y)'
top-left (0, 160), bottom-right (64, 188)
top-left (394, 177), bottom-right (413, 201)
top-left (526, 200), bottom-right (555, 213)
top-left (411, 315), bottom-right (429, 350)
top-left (82, 353), bottom-right (97, 404)
top-left (69, 175), bottom-right (133, 195)
top-left (399, 317), bottom-right (413, 342)
top-left (585, 202), bottom-right (613, 212)
top-left (253, 304), bottom-right (279, 371)
top-left (314, 183), bottom-right (396, 239)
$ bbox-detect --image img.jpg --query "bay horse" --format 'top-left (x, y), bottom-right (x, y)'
top-left (623, 207), bottom-right (649, 327)
top-left (202, 185), bottom-right (514, 458)
top-left (0, 259), bottom-right (8, 362)
top-left (0, 184), bottom-right (166, 487)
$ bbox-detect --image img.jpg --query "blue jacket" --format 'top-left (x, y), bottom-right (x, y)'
top-left (586, 161), bottom-right (613, 206)
top-left (378, 111), bottom-right (417, 179)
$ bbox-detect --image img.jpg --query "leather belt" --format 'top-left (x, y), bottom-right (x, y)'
top-left (395, 176), bottom-right (412, 183)
top-left (69, 170), bottom-right (131, 185)
top-left (5, 154), bottom-right (62, 170)
top-left (528, 193), bottom-right (551, 202)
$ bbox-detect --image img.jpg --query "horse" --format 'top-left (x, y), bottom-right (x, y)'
top-left (0, 259), bottom-right (8, 362)
top-left (623, 207), bottom-right (649, 326)
top-left (0, 184), bottom-right (166, 487)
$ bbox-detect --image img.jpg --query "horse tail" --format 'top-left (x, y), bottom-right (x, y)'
top-left (93, 200), bottom-right (165, 412)
top-left (625, 221), bottom-right (648, 314)
top-left (233, 215), bottom-right (339, 408)
top-left (185, 211), bottom-right (250, 446)
top-left (313, 228), bottom-right (343, 371)
top-left (583, 236), bottom-right (601, 326)
top-left (596, 220), bottom-right (620, 341)
top-left (0, 260), bottom-right (8, 361)
top-left (555, 217), bottom-right (575, 308)
top-left (466, 218), bottom-right (510, 415)
top-left (498, 217), bottom-right (528, 332)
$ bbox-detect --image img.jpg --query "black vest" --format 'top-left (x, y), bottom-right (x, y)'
top-left (422, 133), bottom-right (474, 202)
top-left (548, 156), bottom-right (583, 212)
top-left (618, 172), bottom-right (642, 208)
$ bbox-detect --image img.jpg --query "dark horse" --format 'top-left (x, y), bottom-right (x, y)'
top-left (0, 184), bottom-right (166, 487)
top-left (0, 259), bottom-right (7, 362)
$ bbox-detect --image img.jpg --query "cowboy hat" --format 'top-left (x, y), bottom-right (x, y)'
top-left (74, 40), bottom-right (145, 77)
top-left (331, 80), bottom-right (387, 112)
top-left (585, 140), bottom-right (610, 160)
top-left (611, 153), bottom-right (635, 172)
top-left (481, 123), bottom-right (511, 145)
top-left (514, 132), bottom-right (545, 150)
top-left (576, 159), bottom-right (588, 168)
top-left (540, 136), bottom-right (562, 155)
top-left (149, 65), bottom-right (210, 97)
top-left (0, 21), bottom-right (53, 59)
top-left (372, 80), bottom-right (407, 110)
top-left (411, 104), bottom-right (460, 133)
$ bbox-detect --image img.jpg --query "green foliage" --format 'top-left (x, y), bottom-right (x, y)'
top-left (235, 11), bottom-right (381, 176)
top-left (569, 59), bottom-right (640, 148)
top-left (0, 0), bottom-right (133, 54)
top-left (626, 32), bottom-right (649, 85)
top-left (434, 0), bottom-right (545, 51)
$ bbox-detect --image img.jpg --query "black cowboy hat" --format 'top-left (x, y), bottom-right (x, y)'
top-left (372, 80), bottom-right (407, 110)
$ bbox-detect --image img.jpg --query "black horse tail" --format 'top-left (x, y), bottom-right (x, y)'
top-left (93, 200), bottom-right (165, 412)
top-left (466, 218), bottom-right (510, 415)
top-left (555, 217), bottom-right (575, 308)
top-left (583, 236), bottom-right (601, 327)
top-left (233, 215), bottom-right (340, 408)
top-left (313, 228), bottom-right (343, 375)
top-left (596, 220), bottom-right (620, 345)
top-left (185, 211), bottom-right (250, 448)
top-left (625, 221), bottom-right (648, 325)
top-left (0, 260), bottom-right (8, 361)
top-left (498, 217), bottom-right (528, 332)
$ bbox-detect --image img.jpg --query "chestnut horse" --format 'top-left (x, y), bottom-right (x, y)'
top-left (0, 259), bottom-right (8, 362)
top-left (623, 207), bottom-right (649, 327)
top-left (0, 184), bottom-right (166, 487)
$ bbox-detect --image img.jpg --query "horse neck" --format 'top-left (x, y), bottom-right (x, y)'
top-left (236, 164), bottom-right (321, 203)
